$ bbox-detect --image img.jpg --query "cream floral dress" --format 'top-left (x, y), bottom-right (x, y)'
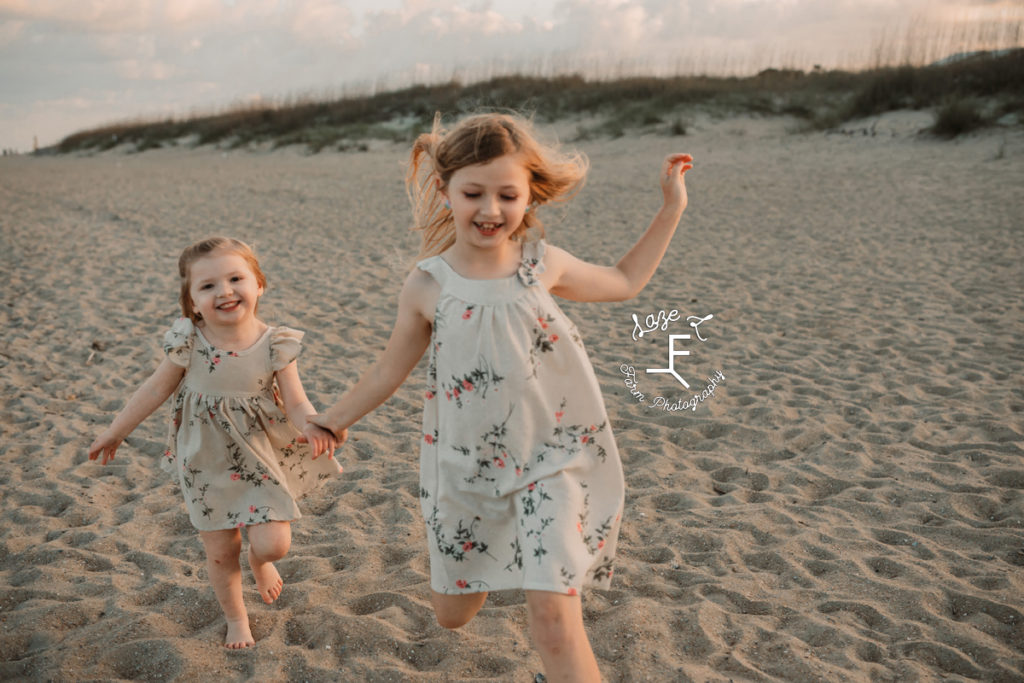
top-left (417, 240), bottom-right (625, 595)
top-left (161, 318), bottom-right (341, 531)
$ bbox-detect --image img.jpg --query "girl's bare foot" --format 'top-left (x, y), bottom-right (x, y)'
top-left (249, 546), bottom-right (283, 603)
top-left (225, 616), bottom-right (255, 649)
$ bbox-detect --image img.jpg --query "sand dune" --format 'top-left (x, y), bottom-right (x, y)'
top-left (1, 113), bottom-right (1023, 681)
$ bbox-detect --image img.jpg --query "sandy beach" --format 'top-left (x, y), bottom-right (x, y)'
top-left (1, 112), bottom-right (1023, 681)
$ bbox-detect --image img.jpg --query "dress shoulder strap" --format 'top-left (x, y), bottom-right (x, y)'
top-left (416, 254), bottom-right (452, 289)
top-left (516, 239), bottom-right (547, 287)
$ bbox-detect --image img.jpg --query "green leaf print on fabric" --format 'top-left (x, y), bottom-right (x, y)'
top-left (426, 507), bottom-right (497, 563)
top-left (226, 441), bottom-right (279, 488)
top-left (196, 345), bottom-right (238, 373)
top-left (441, 356), bottom-right (504, 408)
top-left (528, 309), bottom-right (560, 378)
top-left (521, 481), bottom-right (554, 564)
top-left (461, 404), bottom-right (532, 492)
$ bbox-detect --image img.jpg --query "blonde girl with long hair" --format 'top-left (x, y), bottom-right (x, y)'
top-left (313, 113), bottom-right (692, 681)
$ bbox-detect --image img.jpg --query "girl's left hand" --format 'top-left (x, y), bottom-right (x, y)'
top-left (300, 422), bottom-right (341, 459)
top-left (661, 153), bottom-right (693, 209)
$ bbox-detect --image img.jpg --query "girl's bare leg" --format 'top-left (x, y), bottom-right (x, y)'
top-left (525, 590), bottom-right (600, 682)
top-left (430, 590), bottom-right (489, 629)
top-left (199, 528), bottom-right (253, 649)
top-left (246, 521), bottom-right (290, 603)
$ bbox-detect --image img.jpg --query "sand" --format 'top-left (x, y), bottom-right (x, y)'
top-left (1, 112), bottom-right (1023, 682)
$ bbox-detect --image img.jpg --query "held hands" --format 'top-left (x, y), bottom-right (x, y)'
top-left (298, 421), bottom-right (345, 460)
top-left (87, 430), bottom-right (123, 465)
top-left (661, 153), bottom-right (694, 211)
top-left (306, 413), bottom-right (348, 443)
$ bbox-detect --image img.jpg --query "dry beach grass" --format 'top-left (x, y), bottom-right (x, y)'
top-left (1, 112), bottom-right (1023, 681)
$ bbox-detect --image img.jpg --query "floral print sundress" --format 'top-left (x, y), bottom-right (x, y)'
top-left (417, 239), bottom-right (624, 595)
top-left (161, 317), bottom-right (342, 531)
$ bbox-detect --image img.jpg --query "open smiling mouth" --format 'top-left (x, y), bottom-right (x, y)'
top-left (217, 300), bottom-right (241, 312)
top-left (474, 221), bottom-right (502, 236)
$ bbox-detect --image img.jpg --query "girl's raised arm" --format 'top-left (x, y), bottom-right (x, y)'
top-left (546, 153), bottom-right (693, 303)
top-left (309, 267), bottom-right (436, 439)
top-left (88, 357), bottom-right (185, 465)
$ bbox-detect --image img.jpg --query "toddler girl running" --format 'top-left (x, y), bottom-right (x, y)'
top-left (312, 113), bottom-right (691, 681)
top-left (88, 236), bottom-right (342, 649)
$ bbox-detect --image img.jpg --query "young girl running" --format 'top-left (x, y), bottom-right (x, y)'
top-left (312, 113), bottom-right (692, 680)
top-left (88, 236), bottom-right (343, 649)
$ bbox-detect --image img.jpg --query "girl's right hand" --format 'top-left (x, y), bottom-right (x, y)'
top-left (660, 153), bottom-right (693, 209)
top-left (88, 430), bottom-right (122, 465)
top-left (301, 420), bottom-right (347, 459)
top-left (307, 413), bottom-right (347, 442)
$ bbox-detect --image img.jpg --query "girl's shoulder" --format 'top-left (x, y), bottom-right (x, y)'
top-left (269, 325), bottom-right (304, 371)
top-left (403, 264), bottom-right (442, 322)
top-left (163, 317), bottom-right (195, 367)
top-left (529, 241), bottom-right (584, 293)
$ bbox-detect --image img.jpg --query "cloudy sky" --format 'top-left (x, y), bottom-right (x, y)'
top-left (1, 0), bottom-right (1020, 152)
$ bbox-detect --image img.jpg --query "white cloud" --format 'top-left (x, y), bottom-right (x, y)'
top-left (290, 0), bottom-right (356, 43)
top-left (0, 0), bottom-right (1019, 151)
top-left (0, 0), bottom-right (154, 33)
top-left (115, 58), bottom-right (177, 81)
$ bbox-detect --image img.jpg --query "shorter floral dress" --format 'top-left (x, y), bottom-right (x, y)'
top-left (161, 317), bottom-right (342, 531)
top-left (417, 239), bottom-right (625, 596)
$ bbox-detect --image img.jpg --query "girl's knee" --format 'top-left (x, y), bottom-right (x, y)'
top-left (200, 530), bottom-right (243, 565)
top-left (435, 610), bottom-right (471, 630)
top-left (526, 593), bottom-right (580, 649)
top-left (250, 535), bottom-right (289, 562)
top-left (248, 522), bottom-right (291, 561)
top-left (431, 591), bottom-right (487, 630)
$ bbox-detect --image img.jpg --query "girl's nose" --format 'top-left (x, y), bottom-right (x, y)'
top-left (481, 195), bottom-right (500, 216)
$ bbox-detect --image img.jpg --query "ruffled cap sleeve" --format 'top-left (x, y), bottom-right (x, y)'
top-left (270, 326), bottom-right (305, 371)
top-left (162, 317), bottom-right (194, 367)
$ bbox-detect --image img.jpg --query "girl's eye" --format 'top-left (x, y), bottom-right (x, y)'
top-left (501, 195), bottom-right (518, 201)
top-left (200, 283), bottom-right (213, 290)
top-left (462, 192), bottom-right (480, 198)
top-left (231, 276), bottom-right (242, 282)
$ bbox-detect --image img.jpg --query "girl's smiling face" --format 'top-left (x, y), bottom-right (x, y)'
top-left (443, 153), bottom-right (532, 251)
top-left (187, 249), bottom-right (264, 327)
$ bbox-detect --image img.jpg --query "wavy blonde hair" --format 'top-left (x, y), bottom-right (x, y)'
top-left (177, 236), bottom-right (267, 323)
top-left (407, 112), bottom-right (588, 257)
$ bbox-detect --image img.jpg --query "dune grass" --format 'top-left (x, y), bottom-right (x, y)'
top-left (54, 49), bottom-right (1023, 154)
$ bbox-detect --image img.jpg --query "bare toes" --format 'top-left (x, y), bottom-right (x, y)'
top-left (224, 618), bottom-right (254, 649)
